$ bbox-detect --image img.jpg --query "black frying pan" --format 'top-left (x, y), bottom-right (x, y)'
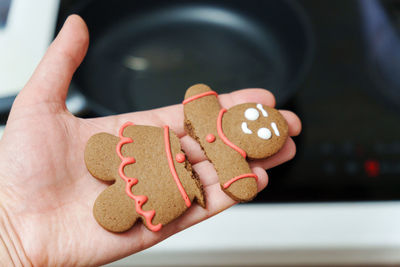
top-left (60, 0), bottom-right (314, 115)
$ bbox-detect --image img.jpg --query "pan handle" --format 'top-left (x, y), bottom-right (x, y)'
top-left (0, 83), bottom-right (87, 123)
top-left (0, 96), bottom-right (15, 114)
top-left (0, 86), bottom-right (86, 140)
top-left (66, 84), bottom-right (88, 115)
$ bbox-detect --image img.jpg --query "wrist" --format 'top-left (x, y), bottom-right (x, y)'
top-left (0, 204), bottom-right (32, 266)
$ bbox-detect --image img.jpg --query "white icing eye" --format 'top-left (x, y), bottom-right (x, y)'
top-left (241, 122), bottom-right (253, 134)
top-left (256, 104), bottom-right (268, 117)
top-left (271, 122), bottom-right (280, 136)
top-left (257, 128), bottom-right (272, 140)
top-left (244, 108), bottom-right (259, 121)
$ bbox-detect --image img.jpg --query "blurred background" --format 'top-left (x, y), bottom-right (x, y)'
top-left (1, 0), bottom-right (400, 265)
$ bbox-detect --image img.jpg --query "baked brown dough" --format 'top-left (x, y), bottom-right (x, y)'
top-left (183, 84), bottom-right (288, 202)
top-left (85, 124), bottom-right (205, 232)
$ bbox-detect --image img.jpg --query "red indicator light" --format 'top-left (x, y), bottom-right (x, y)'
top-left (364, 160), bottom-right (380, 177)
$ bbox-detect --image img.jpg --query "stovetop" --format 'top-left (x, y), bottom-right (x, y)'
top-left (1, 0), bottom-right (400, 203)
top-left (254, 0), bottom-right (400, 203)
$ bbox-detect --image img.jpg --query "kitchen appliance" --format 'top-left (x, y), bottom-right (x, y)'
top-left (60, 0), bottom-right (313, 115)
top-left (257, 0), bottom-right (400, 203)
top-left (1, 0), bottom-right (400, 265)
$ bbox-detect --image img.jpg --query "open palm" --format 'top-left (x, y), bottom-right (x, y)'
top-left (0, 15), bottom-right (301, 266)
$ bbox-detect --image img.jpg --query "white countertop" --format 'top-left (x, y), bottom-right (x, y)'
top-left (108, 202), bottom-right (400, 266)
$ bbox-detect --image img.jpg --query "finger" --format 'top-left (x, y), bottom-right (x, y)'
top-left (179, 110), bottom-right (300, 165)
top-left (279, 110), bottom-right (302, 136)
top-left (252, 166), bottom-right (269, 193)
top-left (13, 15), bottom-right (89, 109)
top-left (160, 183), bottom-right (236, 235)
top-left (250, 137), bottom-right (297, 170)
top-left (191, 160), bottom-right (218, 188)
top-left (90, 88), bottom-right (276, 137)
top-left (191, 160), bottom-right (268, 199)
top-left (180, 135), bottom-right (207, 165)
top-left (223, 88), bottom-right (276, 109)
top-left (157, 88), bottom-right (276, 136)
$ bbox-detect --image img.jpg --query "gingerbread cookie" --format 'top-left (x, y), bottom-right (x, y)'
top-left (85, 123), bottom-right (205, 232)
top-left (183, 84), bottom-right (288, 202)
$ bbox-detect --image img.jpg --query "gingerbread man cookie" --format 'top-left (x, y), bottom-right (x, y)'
top-left (85, 123), bottom-right (205, 232)
top-left (183, 84), bottom-right (288, 202)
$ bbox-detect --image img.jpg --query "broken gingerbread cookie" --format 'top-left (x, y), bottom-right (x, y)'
top-left (183, 84), bottom-right (288, 202)
top-left (86, 84), bottom-right (288, 232)
top-left (85, 123), bottom-right (205, 232)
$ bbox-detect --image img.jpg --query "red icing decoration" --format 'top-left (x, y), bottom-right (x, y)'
top-left (223, 173), bottom-right (258, 189)
top-left (163, 126), bottom-right (191, 207)
top-left (175, 153), bottom-right (186, 163)
top-left (182, 91), bottom-right (218, 105)
top-left (117, 122), bottom-right (162, 232)
top-left (206, 134), bottom-right (216, 143)
top-left (217, 109), bottom-right (247, 158)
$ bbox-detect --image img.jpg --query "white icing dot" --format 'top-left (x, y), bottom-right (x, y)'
top-left (257, 128), bottom-right (272, 140)
top-left (271, 122), bottom-right (280, 136)
top-left (241, 122), bottom-right (253, 134)
top-left (256, 104), bottom-right (268, 117)
top-left (244, 108), bottom-right (259, 121)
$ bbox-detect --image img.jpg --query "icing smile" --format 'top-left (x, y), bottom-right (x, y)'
top-left (241, 122), bottom-right (252, 134)
top-left (240, 122), bottom-right (280, 140)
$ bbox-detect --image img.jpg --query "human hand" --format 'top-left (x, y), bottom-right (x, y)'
top-left (0, 15), bottom-right (301, 266)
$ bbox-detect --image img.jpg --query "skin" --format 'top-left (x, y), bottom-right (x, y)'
top-left (0, 15), bottom-right (301, 266)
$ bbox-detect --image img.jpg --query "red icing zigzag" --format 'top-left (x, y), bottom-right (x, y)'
top-left (117, 122), bottom-right (162, 232)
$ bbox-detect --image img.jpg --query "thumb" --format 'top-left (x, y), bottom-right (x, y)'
top-left (12, 14), bottom-right (89, 110)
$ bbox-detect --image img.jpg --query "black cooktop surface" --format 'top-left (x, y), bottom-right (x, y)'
top-left (255, 0), bottom-right (400, 203)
